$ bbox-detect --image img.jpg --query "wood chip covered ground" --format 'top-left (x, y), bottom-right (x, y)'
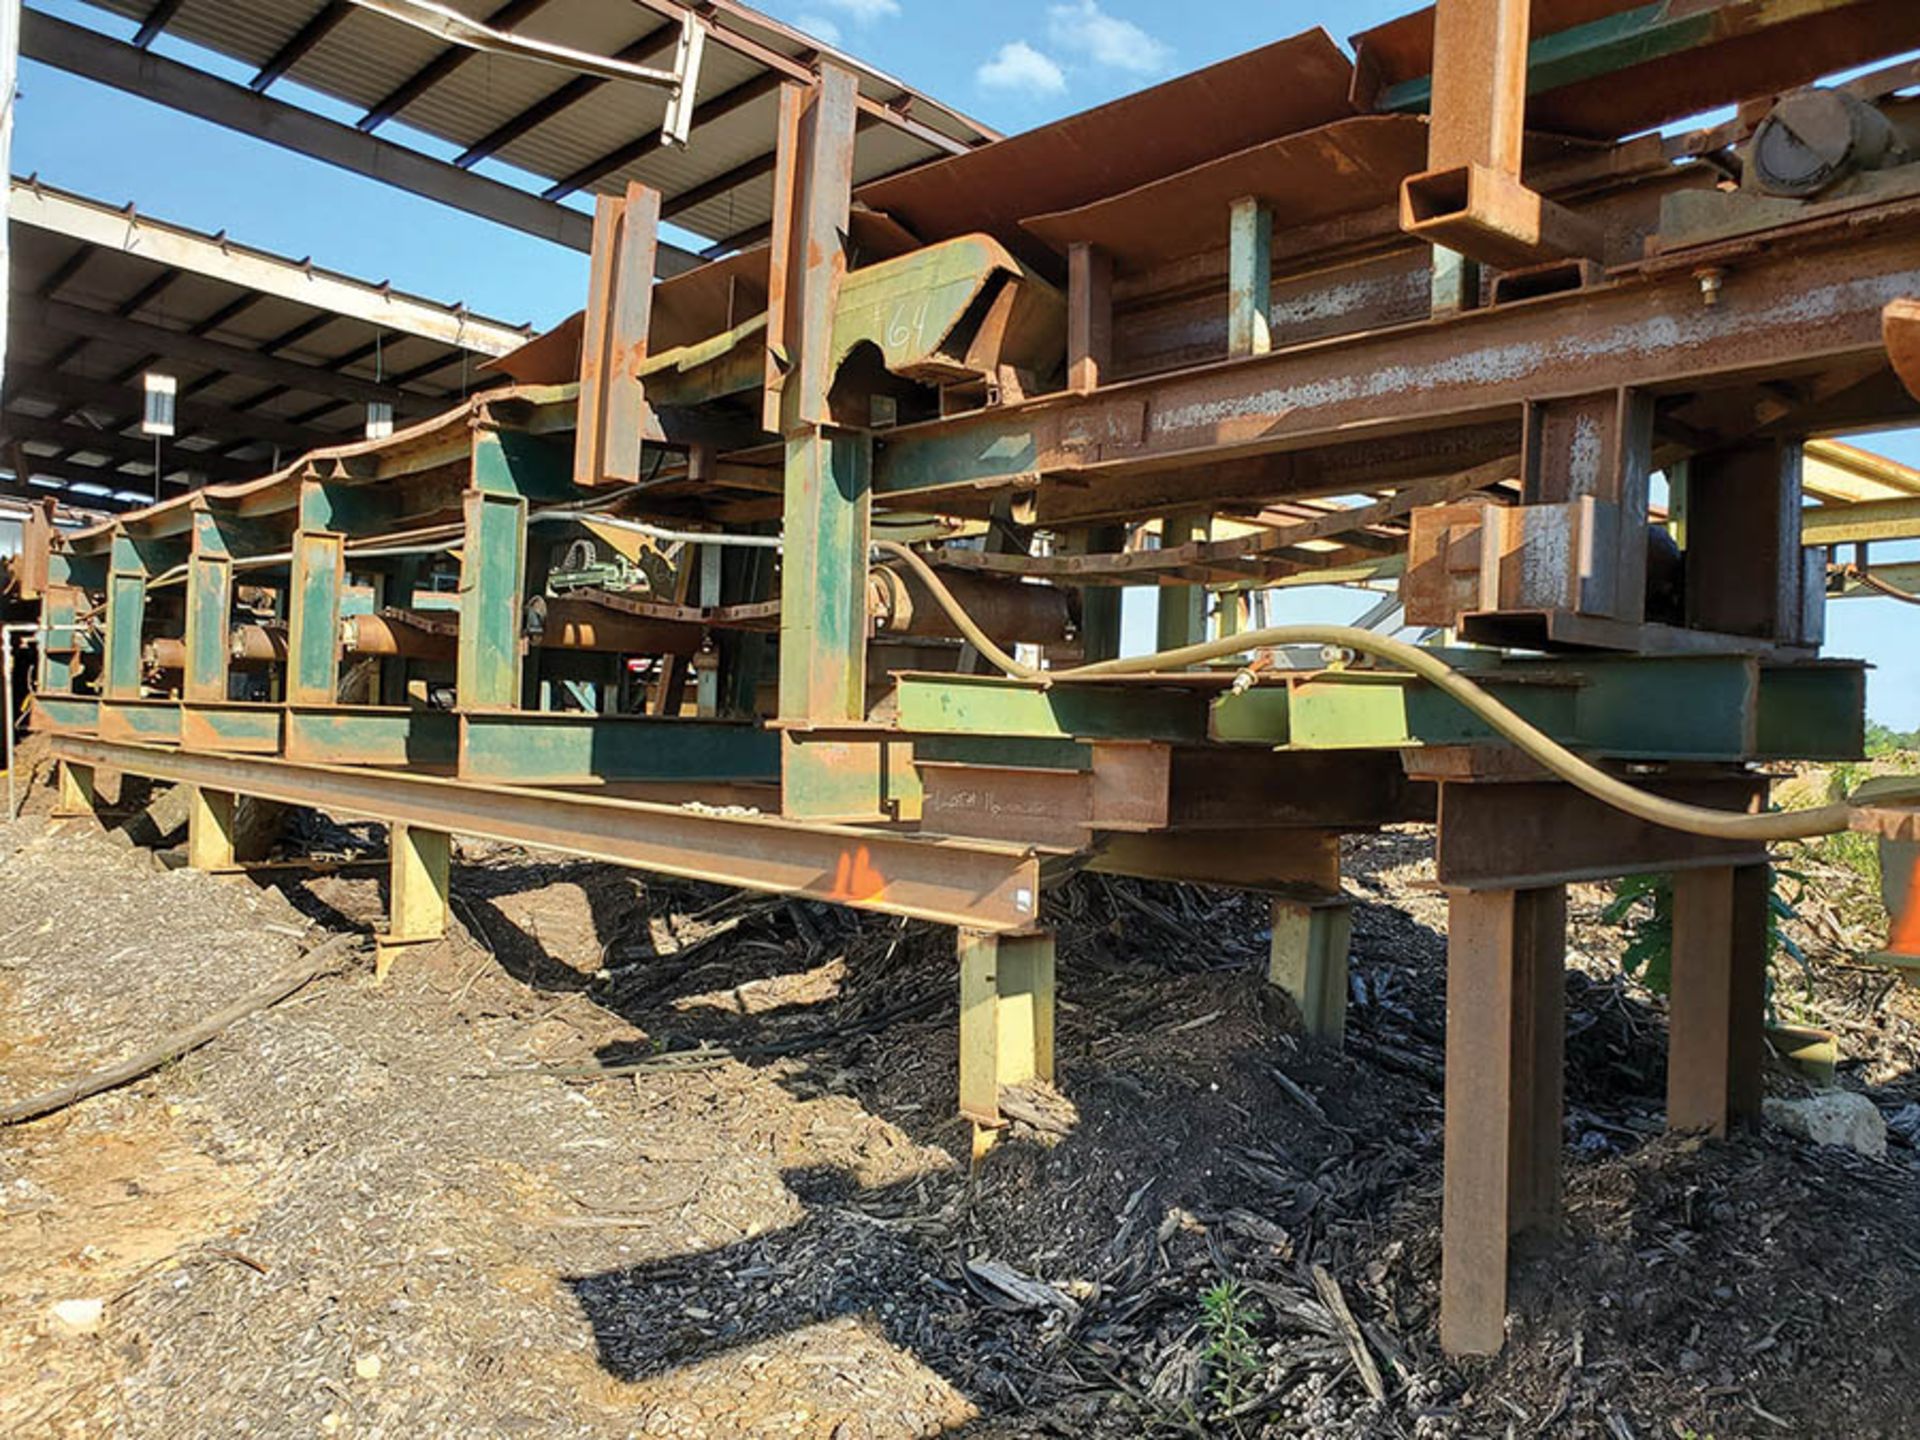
top-left (3, 762), bottom-right (1920, 1438)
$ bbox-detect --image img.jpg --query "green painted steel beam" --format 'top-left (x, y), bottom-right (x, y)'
top-left (457, 714), bottom-right (780, 784)
top-left (895, 673), bottom-right (1213, 743)
top-left (285, 707), bottom-right (459, 768)
top-left (1207, 655), bottom-right (1866, 762)
top-left (1377, 0), bottom-right (1872, 114)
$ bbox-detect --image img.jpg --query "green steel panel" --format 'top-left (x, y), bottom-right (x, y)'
top-left (285, 707), bottom-right (458, 767)
top-left (1756, 664), bottom-right (1867, 760)
top-left (1564, 655), bottom-right (1756, 760)
top-left (102, 572), bottom-right (148, 699)
top-left (287, 531), bottom-right (345, 706)
top-left (182, 703), bottom-right (283, 753)
top-left (29, 694), bottom-right (99, 733)
top-left (471, 429), bottom-right (580, 501)
top-left (99, 700), bottom-right (182, 743)
top-left (896, 674), bottom-right (1210, 742)
top-left (456, 491), bottom-right (527, 710)
top-left (184, 552), bottom-right (233, 703)
top-left (913, 734), bottom-right (1090, 771)
top-left (781, 430), bottom-right (877, 819)
top-left (458, 713), bottom-right (780, 783)
top-left (1207, 654), bottom-right (1842, 760)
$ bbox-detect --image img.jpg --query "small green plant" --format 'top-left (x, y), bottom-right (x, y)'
top-left (1200, 1279), bottom-right (1262, 1419)
top-left (1602, 868), bottom-right (1807, 1002)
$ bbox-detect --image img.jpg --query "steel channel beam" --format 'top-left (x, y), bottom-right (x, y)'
top-left (867, 223), bottom-right (1920, 504)
top-left (1435, 776), bottom-right (1770, 890)
top-left (49, 736), bottom-right (1043, 931)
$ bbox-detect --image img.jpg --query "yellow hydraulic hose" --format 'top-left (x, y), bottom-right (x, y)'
top-left (869, 540), bottom-right (1919, 843)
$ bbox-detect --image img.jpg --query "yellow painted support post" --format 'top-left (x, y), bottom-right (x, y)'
top-left (53, 759), bottom-right (96, 818)
top-left (958, 928), bottom-right (1056, 1134)
top-left (378, 822), bottom-right (450, 982)
top-left (186, 785), bottom-right (236, 872)
top-left (1268, 895), bottom-right (1353, 1045)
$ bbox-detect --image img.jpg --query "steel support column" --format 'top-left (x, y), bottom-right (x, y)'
top-left (1269, 894), bottom-right (1353, 1045)
top-left (378, 821), bottom-right (451, 981)
top-left (958, 926), bottom-right (1056, 1129)
top-left (186, 784), bottom-right (235, 871)
top-left (1667, 863), bottom-right (1768, 1135)
top-left (1441, 883), bottom-right (1566, 1356)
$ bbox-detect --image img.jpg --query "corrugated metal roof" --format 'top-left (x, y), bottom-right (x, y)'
top-left (4, 178), bottom-right (531, 509)
top-left (71, 0), bottom-right (997, 251)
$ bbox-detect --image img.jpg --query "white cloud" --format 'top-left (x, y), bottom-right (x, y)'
top-left (797, 12), bottom-right (843, 44)
top-left (1046, 0), bottom-right (1170, 73)
top-left (820, 0), bottom-right (900, 20)
top-left (976, 40), bottom-right (1067, 95)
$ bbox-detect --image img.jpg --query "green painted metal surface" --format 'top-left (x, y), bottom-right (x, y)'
top-left (287, 531), bottom-right (345, 706)
top-left (29, 694), bottom-right (99, 733)
top-left (1205, 655), bottom-right (1867, 761)
top-left (458, 714), bottom-right (780, 783)
top-left (913, 733), bottom-right (1090, 771)
top-left (456, 490), bottom-right (528, 710)
top-left (472, 429), bottom-right (580, 502)
top-left (285, 707), bottom-right (458, 767)
top-left (780, 429), bottom-right (878, 819)
top-left (184, 703), bottom-right (283, 752)
top-left (1377, 0), bottom-right (1846, 114)
top-left (1756, 664), bottom-right (1867, 760)
top-left (100, 700), bottom-right (182, 743)
top-left (102, 572), bottom-right (148, 700)
top-left (184, 552), bottom-right (234, 703)
top-left (896, 674), bottom-right (1211, 743)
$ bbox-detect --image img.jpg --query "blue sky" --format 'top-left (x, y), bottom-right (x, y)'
top-left (13, 0), bottom-right (1918, 726)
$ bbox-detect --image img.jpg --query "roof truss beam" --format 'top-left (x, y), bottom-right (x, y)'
top-left (455, 26), bottom-right (680, 169)
top-left (22, 10), bottom-right (602, 254)
top-left (17, 294), bottom-right (431, 413)
top-left (11, 180), bottom-right (533, 354)
top-left (545, 69), bottom-right (783, 203)
top-left (5, 365), bottom-right (332, 451)
top-left (357, 0), bottom-right (553, 132)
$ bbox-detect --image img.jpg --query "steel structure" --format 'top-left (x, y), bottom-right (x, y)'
top-left (21, 0), bottom-right (1920, 1357)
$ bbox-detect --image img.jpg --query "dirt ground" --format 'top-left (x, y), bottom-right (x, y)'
top-left (3, 767), bottom-right (1919, 1439)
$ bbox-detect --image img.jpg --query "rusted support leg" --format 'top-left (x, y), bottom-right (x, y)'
top-left (377, 822), bottom-right (451, 983)
top-left (186, 785), bottom-right (236, 872)
top-left (1067, 241), bottom-right (1112, 394)
top-left (1441, 884), bottom-right (1566, 1356)
top-left (53, 759), bottom-right (96, 818)
top-left (1667, 863), bottom-right (1768, 1135)
top-left (958, 927), bottom-right (1056, 1138)
top-left (1268, 894), bottom-right (1352, 1045)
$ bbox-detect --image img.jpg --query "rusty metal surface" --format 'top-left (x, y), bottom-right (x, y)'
top-left (856, 30), bottom-right (1356, 272)
top-left (1435, 775), bottom-right (1770, 889)
top-left (1022, 117), bottom-right (1431, 274)
top-left (51, 734), bottom-right (1045, 932)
